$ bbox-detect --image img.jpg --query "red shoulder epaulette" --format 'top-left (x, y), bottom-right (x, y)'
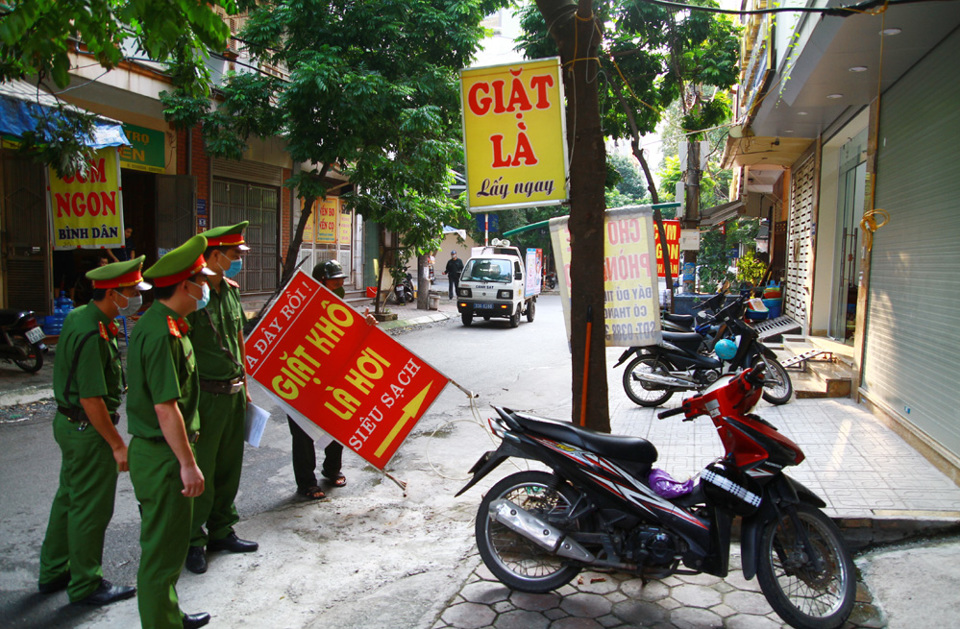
top-left (167, 316), bottom-right (182, 338)
top-left (98, 321), bottom-right (110, 340)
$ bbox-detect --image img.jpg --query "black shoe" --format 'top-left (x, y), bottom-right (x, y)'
top-left (185, 546), bottom-right (207, 574)
top-left (38, 572), bottom-right (70, 594)
top-left (73, 579), bottom-right (136, 606)
top-left (183, 612), bottom-right (211, 629)
top-left (207, 532), bottom-right (258, 553)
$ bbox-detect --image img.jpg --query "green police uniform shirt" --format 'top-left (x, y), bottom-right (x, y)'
top-left (127, 301), bottom-right (200, 439)
top-left (53, 304), bottom-right (123, 413)
top-left (186, 278), bottom-right (246, 380)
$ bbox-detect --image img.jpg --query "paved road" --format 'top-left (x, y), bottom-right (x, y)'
top-left (0, 295), bottom-right (574, 628)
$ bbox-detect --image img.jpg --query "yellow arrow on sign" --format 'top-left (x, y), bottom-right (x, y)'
top-left (374, 382), bottom-right (433, 458)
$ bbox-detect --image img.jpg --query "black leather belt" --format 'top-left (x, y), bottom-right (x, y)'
top-left (198, 376), bottom-right (245, 395)
top-left (143, 432), bottom-right (200, 444)
top-left (58, 406), bottom-right (120, 426)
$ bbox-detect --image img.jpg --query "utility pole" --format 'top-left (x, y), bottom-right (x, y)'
top-left (682, 139), bottom-right (701, 293)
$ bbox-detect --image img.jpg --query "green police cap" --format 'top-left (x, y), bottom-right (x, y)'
top-left (86, 255), bottom-right (152, 291)
top-left (204, 221), bottom-right (250, 250)
top-left (144, 235), bottom-right (216, 287)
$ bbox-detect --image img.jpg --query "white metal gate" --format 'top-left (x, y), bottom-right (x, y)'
top-left (784, 152), bottom-right (816, 329)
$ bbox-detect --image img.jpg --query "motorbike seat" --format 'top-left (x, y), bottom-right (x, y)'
top-left (661, 330), bottom-right (705, 352)
top-left (511, 411), bottom-right (658, 464)
top-left (662, 313), bottom-right (694, 328)
top-left (0, 309), bottom-right (30, 326)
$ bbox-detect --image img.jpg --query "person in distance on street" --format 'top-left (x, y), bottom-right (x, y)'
top-left (37, 257), bottom-right (150, 606)
top-left (287, 259), bottom-right (376, 500)
top-left (127, 234), bottom-right (216, 629)
top-left (444, 250), bottom-right (463, 300)
top-left (184, 222), bottom-right (257, 576)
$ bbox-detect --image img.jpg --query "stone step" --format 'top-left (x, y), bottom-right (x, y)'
top-left (778, 336), bottom-right (854, 398)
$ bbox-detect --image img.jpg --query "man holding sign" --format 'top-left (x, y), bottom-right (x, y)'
top-left (287, 259), bottom-right (375, 500)
top-left (245, 262), bottom-right (449, 489)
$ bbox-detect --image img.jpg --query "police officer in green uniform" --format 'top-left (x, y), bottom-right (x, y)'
top-left (127, 234), bottom-right (215, 629)
top-left (184, 222), bottom-right (257, 575)
top-left (37, 256), bottom-right (150, 605)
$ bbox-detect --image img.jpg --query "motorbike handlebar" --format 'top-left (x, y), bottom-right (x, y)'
top-left (745, 362), bottom-right (767, 387)
top-left (657, 406), bottom-right (687, 420)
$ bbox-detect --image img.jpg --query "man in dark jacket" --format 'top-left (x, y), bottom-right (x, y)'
top-left (444, 251), bottom-right (464, 300)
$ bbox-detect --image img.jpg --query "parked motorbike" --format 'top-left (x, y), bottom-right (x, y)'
top-left (0, 308), bottom-right (46, 373)
top-left (457, 365), bottom-right (856, 629)
top-left (394, 272), bottom-right (415, 305)
top-left (616, 293), bottom-right (793, 407)
top-left (544, 272), bottom-right (558, 290)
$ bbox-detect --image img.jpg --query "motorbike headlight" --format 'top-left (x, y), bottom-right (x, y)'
top-left (458, 287), bottom-right (472, 298)
top-left (497, 289), bottom-right (513, 300)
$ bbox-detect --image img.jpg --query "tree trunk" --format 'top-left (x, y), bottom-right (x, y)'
top-left (537, 0), bottom-right (609, 432)
top-left (682, 139), bottom-right (701, 294)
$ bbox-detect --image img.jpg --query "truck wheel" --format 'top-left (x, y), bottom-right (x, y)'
top-left (525, 300), bottom-right (536, 323)
top-left (510, 306), bottom-right (521, 328)
top-left (462, 312), bottom-right (473, 326)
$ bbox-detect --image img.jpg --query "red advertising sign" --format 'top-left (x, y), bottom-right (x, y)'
top-left (244, 271), bottom-right (449, 469)
top-left (654, 220), bottom-right (681, 278)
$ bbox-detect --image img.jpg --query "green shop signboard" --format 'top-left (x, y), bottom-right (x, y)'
top-left (119, 123), bottom-right (165, 173)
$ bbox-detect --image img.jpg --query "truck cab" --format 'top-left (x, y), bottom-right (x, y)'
top-left (456, 244), bottom-right (538, 328)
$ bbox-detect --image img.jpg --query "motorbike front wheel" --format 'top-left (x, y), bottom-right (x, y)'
top-left (476, 471), bottom-right (582, 593)
top-left (756, 503), bottom-right (856, 629)
top-left (751, 354), bottom-right (794, 405)
top-left (12, 333), bottom-right (43, 373)
top-left (622, 356), bottom-right (674, 407)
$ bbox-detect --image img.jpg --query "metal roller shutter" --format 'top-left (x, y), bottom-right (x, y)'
top-left (862, 29), bottom-right (960, 459)
top-left (784, 152), bottom-right (816, 328)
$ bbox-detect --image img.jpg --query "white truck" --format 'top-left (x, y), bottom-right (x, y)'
top-left (456, 243), bottom-right (541, 328)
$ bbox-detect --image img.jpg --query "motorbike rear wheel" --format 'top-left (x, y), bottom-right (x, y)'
top-left (750, 355), bottom-right (793, 405)
top-left (12, 333), bottom-right (43, 373)
top-left (476, 471), bottom-right (582, 593)
top-left (622, 356), bottom-right (674, 407)
top-left (757, 503), bottom-right (856, 629)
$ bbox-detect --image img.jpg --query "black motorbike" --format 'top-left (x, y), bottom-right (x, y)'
top-left (0, 308), bottom-right (46, 372)
top-left (394, 272), bottom-right (415, 305)
top-left (543, 272), bottom-right (558, 290)
top-left (458, 365), bottom-right (855, 629)
top-left (615, 293), bottom-right (793, 406)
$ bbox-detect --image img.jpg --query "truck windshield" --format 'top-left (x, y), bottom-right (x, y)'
top-left (461, 259), bottom-right (513, 283)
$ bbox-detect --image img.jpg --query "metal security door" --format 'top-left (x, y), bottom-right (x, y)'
top-left (2, 155), bottom-right (49, 313)
top-left (156, 175), bottom-right (196, 256)
top-left (784, 153), bottom-right (816, 328)
top-left (212, 179), bottom-right (278, 294)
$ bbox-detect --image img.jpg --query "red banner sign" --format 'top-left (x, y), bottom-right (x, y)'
top-left (244, 271), bottom-right (449, 469)
top-left (654, 220), bottom-right (681, 278)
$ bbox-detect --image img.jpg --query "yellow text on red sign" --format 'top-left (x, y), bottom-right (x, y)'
top-left (461, 58), bottom-right (568, 212)
top-left (244, 271), bottom-right (449, 469)
top-left (47, 147), bottom-right (124, 250)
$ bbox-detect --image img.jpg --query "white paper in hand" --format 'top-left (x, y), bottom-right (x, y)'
top-left (244, 403), bottom-right (270, 447)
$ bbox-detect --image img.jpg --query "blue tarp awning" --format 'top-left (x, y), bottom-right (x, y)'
top-left (0, 80), bottom-right (128, 149)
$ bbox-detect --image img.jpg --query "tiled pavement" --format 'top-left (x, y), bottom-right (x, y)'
top-left (436, 558), bottom-right (882, 629)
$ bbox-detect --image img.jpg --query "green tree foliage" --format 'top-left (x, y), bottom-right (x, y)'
top-left (162, 0), bottom-right (505, 304)
top-left (0, 0), bottom-right (239, 177)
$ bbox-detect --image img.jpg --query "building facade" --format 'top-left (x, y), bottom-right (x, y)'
top-left (724, 1), bottom-right (960, 480)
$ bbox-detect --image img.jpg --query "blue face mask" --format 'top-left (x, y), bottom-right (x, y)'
top-left (224, 257), bottom-right (243, 279)
top-left (189, 281), bottom-right (210, 310)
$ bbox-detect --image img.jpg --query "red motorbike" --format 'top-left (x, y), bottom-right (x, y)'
top-left (458, 365), bottom-right (856, 629)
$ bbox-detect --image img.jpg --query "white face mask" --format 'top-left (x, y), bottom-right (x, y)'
top-left (114, 291), bottom-right (142, 317)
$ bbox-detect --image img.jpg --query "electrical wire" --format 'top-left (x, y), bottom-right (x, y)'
top-left (636, 0), bottom-right (950, 18)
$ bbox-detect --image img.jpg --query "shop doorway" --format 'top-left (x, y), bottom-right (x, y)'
top-left (830, 131), bottom-right (867, 342)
